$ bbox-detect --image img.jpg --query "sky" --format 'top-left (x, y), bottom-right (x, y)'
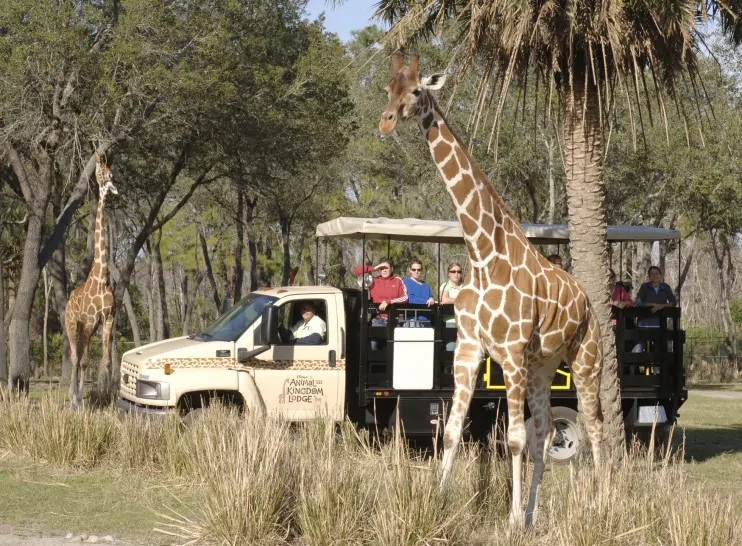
top-left (305, 0), bottom-right (382, 42)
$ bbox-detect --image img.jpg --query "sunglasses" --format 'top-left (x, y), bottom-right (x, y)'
top-left (449, 269), bottom-right (462, 274)
top-left (410, 268), bottom-right (422, 272)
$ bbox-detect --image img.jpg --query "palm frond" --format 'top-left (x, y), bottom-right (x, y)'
top-left (373, 0), bottom-right (742, 153)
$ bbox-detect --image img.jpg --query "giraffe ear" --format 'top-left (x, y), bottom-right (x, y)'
top-left (421, 73), bottom-right (446, 90)
top-left (409, 54), bottom-right (420, 79)
top-left (392, 53), bottom-right (404, 74)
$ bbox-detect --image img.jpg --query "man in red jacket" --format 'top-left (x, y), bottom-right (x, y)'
top-left (354, 258), bottom-right (408, 318)
top-left (354, 258), bottom-right (408, 351)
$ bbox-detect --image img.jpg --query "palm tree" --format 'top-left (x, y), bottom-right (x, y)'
top-left (369, 0), bottom-right (742, 459)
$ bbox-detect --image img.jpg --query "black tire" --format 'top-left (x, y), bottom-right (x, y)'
top-left (181, 407), bottom-right (208, 426)
top-left (526, 406), bottom-right (585, 465)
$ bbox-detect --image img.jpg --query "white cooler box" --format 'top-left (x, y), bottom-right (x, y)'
top-left (392, 326), bottom-right (435, 390)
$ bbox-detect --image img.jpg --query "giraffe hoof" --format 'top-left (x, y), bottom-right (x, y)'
top-left (508, 511), bottom-right (525, 528)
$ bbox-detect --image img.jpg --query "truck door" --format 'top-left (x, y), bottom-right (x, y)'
top-left (252, 296), bottom-right (344, 421)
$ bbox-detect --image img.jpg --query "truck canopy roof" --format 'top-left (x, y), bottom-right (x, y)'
top-left (316, 217), bottom-right (680, 245)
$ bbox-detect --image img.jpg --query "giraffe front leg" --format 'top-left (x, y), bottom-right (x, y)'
top-left (524, 364), bottom-right (557, 527)
top-left (67, 321), bottom-right (80, 407)
top-left (78, 329), bottom-right (93, 407)
top-left (440, 335), bottom-right (483, 490)
top-left (98, 313), bottom-right (114, 396)
top-left (501, 352), bottom-right (528, 527)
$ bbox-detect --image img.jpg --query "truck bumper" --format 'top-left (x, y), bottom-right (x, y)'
top-left (116, 397), bottom-right (171, 417)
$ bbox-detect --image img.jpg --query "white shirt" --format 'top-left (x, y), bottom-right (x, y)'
top-left (291, 314), bottom-right (326, 341)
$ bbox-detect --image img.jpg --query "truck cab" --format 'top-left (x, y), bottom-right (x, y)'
top-left (117, 286), bottom-right (348, 421)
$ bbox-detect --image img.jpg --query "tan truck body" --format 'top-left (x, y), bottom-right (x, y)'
top-left (117, 286), bottom-right (347, 420)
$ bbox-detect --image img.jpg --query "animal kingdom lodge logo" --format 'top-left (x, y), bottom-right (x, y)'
top-left (279, 375), bottom-right (324, 404)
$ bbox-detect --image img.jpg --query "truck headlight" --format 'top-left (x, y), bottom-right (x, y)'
top-left (136, 380), bottom-right (170, 400)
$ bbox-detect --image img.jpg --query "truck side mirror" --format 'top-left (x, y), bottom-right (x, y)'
top-left (261, 306), bottom-right (280, 345)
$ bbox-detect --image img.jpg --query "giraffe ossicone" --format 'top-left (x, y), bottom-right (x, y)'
top-left (379, 54), bottom-right (604, 526)
top-left (64, 153), bottom-right (118, 406)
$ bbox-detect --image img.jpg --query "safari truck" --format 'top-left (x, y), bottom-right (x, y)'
top-left (117, 217), bottom-right (687, 462)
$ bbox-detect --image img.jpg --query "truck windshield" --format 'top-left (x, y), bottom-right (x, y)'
top-left (194, 293), bottom-right (278, 342)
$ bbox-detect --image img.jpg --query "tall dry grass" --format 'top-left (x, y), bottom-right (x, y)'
top-left (0, 394), bottom-right (740, 545)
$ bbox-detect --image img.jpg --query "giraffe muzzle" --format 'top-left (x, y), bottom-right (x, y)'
top-left (379, 111), bottom-right (397, 135)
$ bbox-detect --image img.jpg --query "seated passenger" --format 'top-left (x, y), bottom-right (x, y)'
top-left (353, 258), bottom-right (408, 321)
top-left (439, 262), bottom-right (463, 304)
top-left (439, 262), bottom-right (463, 350)
top-left (609, 268), bottom-right (633, 329)
top-left (354, 258), bottom-right (407, 350)
top-left (280, 302), bottom-right (326, 345)
top-left (547, 254), bottom-right (563, 270)
top-left (402, 258), bottom-right (434, 326)
top-left (632, 266), bottom-right (676, 352)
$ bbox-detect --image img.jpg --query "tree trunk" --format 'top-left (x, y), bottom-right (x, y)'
top-left (152, 233), bottom-right (170, 340)
top-left (233, 186), bottom-right (245, 303)
top-left (562, 79), bottom-right (625, 459)
top-left (123, 289), bottom-right (141, 346)
top-left (0, 261), bottom-right (7, 392)
top-left (217, 247), bottom-right (232, 314)
top-left (710, 230), bottom-right (738, 364)
top-left (42, 267), bottom-right (50, 378)
top-left (9, 210), bottom-right (46, 394)
top-left (144, 245), bottom-right (156, 343)
top-left (182, 270), bottom-right (205, 336)
top-left (676, 235), bottom-right (696, 297)
top-left (80, 188), bottom-right (98, 284)
top-left (545, 134), bottom-right (556, 225)
top-left (48, 237), bottom-right (71, 384)
top-left (280, 216), bottom-right (292, 286)
top-left (245, 197), bottom-right (259, 292)
top-left (199, 228), bottom-right (222, 313)
top-left (105, 223), bottom-right (141, 347)
top-left (178, 266), bottom-right (187, 328)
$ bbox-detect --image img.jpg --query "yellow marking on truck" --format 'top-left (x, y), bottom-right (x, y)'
top-left (482, 357), bottom-right (571, 391)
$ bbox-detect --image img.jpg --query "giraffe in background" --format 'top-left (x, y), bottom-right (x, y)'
top-left (64, 154), bottom-right (118, 406)
top-left (379, 55), bottom-right (603, 525)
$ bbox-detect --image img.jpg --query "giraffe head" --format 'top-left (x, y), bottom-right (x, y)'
top-left (379, 54), bottom-right (446, 135)
top-left (95, 153), bottom-right (118, 198)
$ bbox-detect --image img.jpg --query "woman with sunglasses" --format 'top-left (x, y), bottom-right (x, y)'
top-left (439, 263), bottom-right (463, 304)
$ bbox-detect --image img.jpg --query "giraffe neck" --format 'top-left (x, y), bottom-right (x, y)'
top-left (90, 191), bottom-right (109, 284)
top-left (417, 95), bottom-right (524, 269)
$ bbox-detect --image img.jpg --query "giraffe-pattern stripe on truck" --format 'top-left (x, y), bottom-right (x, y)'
top-left (142, 357), bottom-right (346, 372)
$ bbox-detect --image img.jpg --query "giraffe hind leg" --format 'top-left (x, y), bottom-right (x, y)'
top-left (524, 362), bottom-right (558, 527)
top-left (77, 327), bottom-right (94, 407)
top-left (99, 312), bottom-right (115, 395)
top-left (440, 336), bottom-right (483, 490)
top-left (569, 317), bottom-right (604, 468)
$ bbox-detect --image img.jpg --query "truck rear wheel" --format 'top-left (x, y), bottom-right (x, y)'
top-left (526, 406), bottom-right (584, 465)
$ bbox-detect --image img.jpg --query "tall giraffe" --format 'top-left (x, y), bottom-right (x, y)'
top-left (64, 154), bottom-right (118, 406)
top-left (379, 55), bottom-right (603, 525)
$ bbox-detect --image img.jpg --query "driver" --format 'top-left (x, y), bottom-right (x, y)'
top-left (280, 302), bottom-right (326, 345)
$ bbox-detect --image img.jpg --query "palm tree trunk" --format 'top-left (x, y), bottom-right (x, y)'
top-left (562, 80), bottom-right (625, 460)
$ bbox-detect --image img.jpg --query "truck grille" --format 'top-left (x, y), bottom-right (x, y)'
top-left (120, 359), bottom-right (139, 398)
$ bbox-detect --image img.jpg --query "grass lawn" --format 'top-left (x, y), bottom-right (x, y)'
top-left (0, 457), bottom-right (196, 544)
top-left (677, 391), bottom-right (742, 500)
top-left (0, 388), bottom-right (740, 542)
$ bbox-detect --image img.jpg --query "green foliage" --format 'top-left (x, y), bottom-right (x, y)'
top-left (731, 300), bottom-right (742, 328)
